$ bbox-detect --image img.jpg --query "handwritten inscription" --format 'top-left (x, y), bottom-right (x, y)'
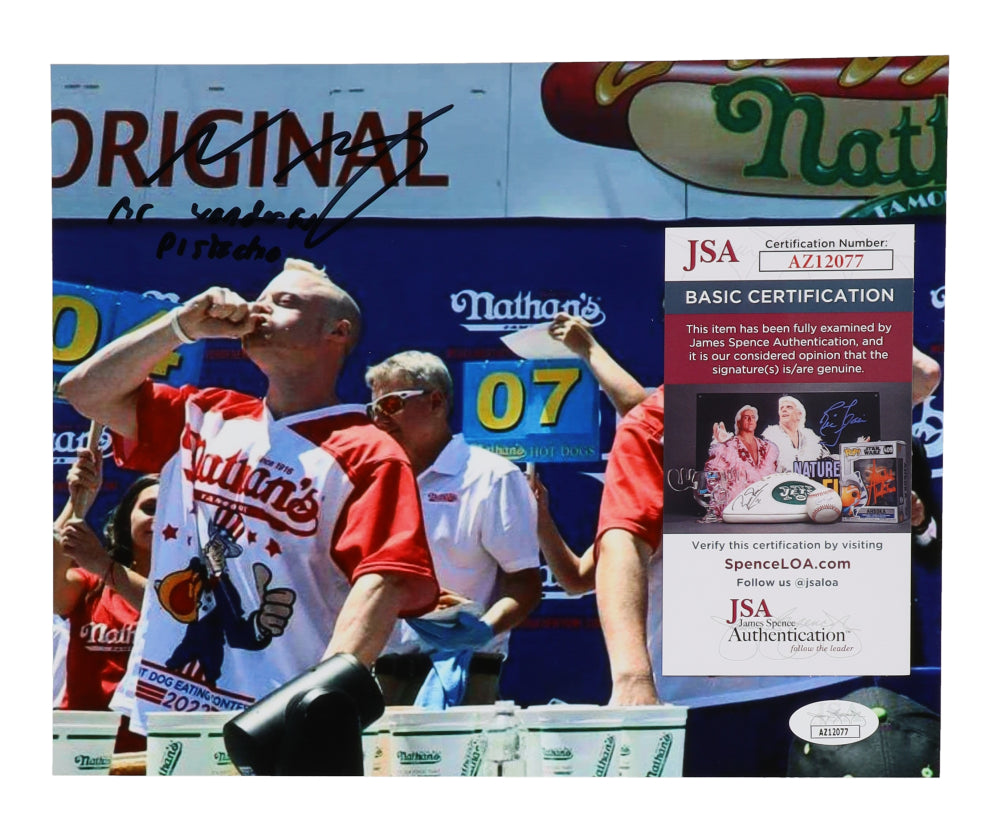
top-left (103, 105), bottom-right (454, 260)
top-left (733, 482), bottom-right (767, 511)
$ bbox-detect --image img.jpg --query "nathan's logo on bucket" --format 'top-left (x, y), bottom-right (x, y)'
top-left (645, 733), bottom-right (673, 778)
top-left (542, 746), bottom-right (574, 761)
top-left (396, 750), bottom-right (443, 765)
top-left (213, 750), bottom-right (232, 766)
top-left (158, 740), bottom-right (183, 775)
top-left (594, 736), bottom-right (617, 777)
top-left (451, 290), bottom-right (606, 333)
top-left (541, 59), bottom-right (948, 211)
top-left (74, 754), bottom-right (112, 771)
top-left (461, 736), bottom-right (487, 776)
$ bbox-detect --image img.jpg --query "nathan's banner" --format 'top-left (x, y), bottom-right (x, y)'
top-left (661, 225), bottom-right (914, 675)
top-left (53, 281), bottom-right (205, 396)
top-left (53, 59), bottom-right (948, 224)
top-left (461, 360), bottom-right (600, 463)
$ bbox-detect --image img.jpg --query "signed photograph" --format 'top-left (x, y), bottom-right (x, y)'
top-left (50, 58), bottom-right (945, 780)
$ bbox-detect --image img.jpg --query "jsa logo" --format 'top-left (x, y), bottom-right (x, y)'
top-left (683, 239), bottom-right (739, 272)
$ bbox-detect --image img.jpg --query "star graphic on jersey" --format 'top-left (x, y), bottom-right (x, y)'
top-left (162, 524), bottom-right (178, 540)
top-left (265, 539), bottom-right (282, 557)
top-left (247, 530), bottom-right (258, 544)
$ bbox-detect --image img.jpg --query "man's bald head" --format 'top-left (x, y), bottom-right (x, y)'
top-left (276, 258), bottom-right (362, 352)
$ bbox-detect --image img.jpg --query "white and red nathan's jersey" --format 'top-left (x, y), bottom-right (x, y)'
top-left (109, 382), bottom-right (437, 733)
top-left (596, 388), bottom-right (839, 707)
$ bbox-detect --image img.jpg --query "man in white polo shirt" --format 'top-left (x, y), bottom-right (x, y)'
top-left (365, 351), bottom-right (542, 705)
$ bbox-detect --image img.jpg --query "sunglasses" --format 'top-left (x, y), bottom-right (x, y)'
top-left (366, 389), bottom-right (429, 420)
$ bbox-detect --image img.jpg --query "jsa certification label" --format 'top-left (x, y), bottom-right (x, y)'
top-left (661, 224), bottom-right (913, 676)
top-left (661, 534), bottom-right (910, 674)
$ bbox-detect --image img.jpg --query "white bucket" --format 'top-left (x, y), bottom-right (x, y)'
top-left (612, 705), bottom-right (688, 777)
top-left (445, 704), bottom-right (512, 777)
top-left (146, 711), bottom-right (242, 776)
top-left (388, 708), bottom-right (488, 776)
top-left (362, 706), bottom-right (420, 776)
top-left (52, 710), bottom-right (121, 776)
top-left (522, 705), bottom-right (622, 777)
top-left (362, 719), bottom-right (387, 776)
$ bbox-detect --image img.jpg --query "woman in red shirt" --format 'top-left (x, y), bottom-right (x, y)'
top-left (54, 448), bottom-right (158, 753)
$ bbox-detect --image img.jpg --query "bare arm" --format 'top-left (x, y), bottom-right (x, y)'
top-left (53, 535), bottom-right (87, 617)
top-left (58, 288), bottom-right (254, 437)
top-left (548, 313), bottom-right (646, 417)
top-left (912, 345), bottom-right (941, 407)
top-left (481, 567), bottom-right (542, 635)
top-left (55, 447), bottom-right (103, 529)
top-left (538, 526), bottom-right (596, 596)
top-left (323, 573), bottom-right (413, 668)
top-left (529, 471), bottom-right (595, 595)
top-left (57, 520), bottom-right (147, 610)
top-left (53, 448), bottom-right (104, 615)
top-left (595, 529), bottom-right (659, 705)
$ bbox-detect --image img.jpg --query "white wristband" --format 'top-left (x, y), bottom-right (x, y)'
top-left (169, 308), bottom-right (197, 344)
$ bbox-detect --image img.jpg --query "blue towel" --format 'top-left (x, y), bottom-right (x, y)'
top-left (414, 650), bottom-right (474, 709)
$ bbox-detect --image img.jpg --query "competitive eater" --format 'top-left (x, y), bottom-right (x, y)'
top-left (59, 258), bottom-right (439, 732)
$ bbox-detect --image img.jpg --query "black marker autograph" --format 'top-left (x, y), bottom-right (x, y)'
top-left (108, 105), bottom-right (454, 253)
top-left (733, 483), bottom-right (767, 511)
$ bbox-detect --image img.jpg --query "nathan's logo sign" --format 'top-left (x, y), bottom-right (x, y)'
top-left (451, 289), bottom-right (606, 332)
top-left (53, 427), bottom-right (112, 465)
top-left (541, 58), bottom-right (947, 210)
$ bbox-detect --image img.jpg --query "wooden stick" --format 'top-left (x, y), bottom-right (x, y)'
top-left (69, 421), bottom-right (104, 520)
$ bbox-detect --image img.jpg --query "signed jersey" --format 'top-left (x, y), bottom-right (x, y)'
top-left (109, 382), bottom-right (437, 733)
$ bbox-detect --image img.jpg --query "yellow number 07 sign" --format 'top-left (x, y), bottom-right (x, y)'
top-left (462, 360), bottom-right (600, 463)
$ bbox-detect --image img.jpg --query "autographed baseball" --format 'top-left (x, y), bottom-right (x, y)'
top-left (806, 489), bottom-right (842, 524)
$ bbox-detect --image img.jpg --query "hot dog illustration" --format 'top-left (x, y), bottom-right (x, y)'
top-left (540, 58), bottom-right (948, 199)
